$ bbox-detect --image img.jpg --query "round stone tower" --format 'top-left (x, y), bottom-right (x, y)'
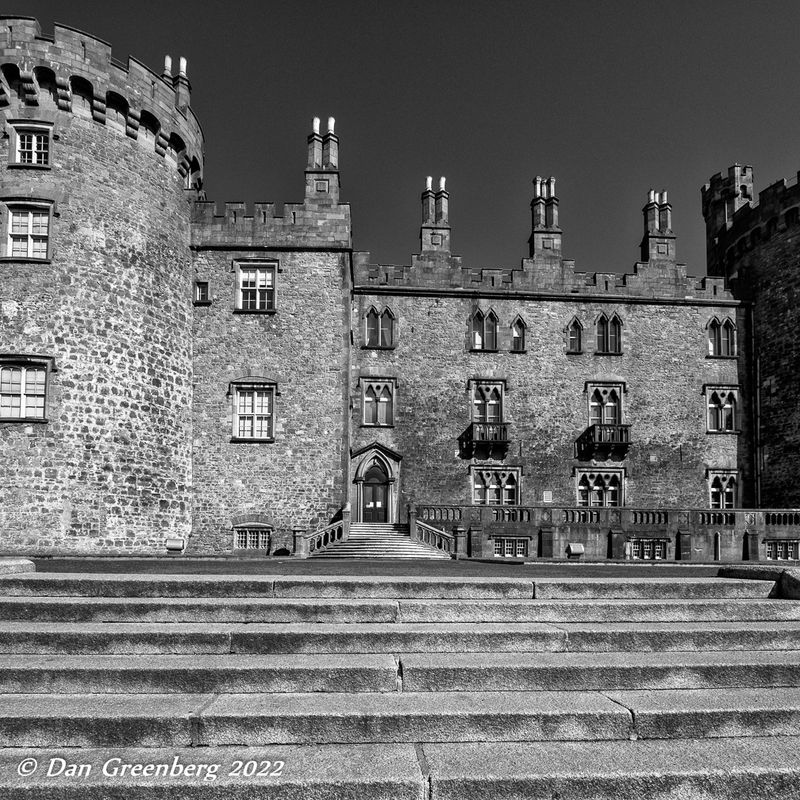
top-left (0, 17), bottom-right (204, 553)
top-left (703, 164), bottom-right (800, 508)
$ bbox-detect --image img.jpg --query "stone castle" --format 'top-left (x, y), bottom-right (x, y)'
top-left (1, 17), bottom-right (799, 562)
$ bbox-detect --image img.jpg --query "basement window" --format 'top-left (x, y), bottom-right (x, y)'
top-left (234, 527), bottom-right (271, 550)
top-left (766, 540), bottom-right (799, 561)
top-left (493, 538), bottom-right (528, 558)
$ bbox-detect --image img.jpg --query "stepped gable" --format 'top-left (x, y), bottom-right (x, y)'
top-left (355, 178), bottom-right (733, 303)
top-left (191, 117), bottom-right (351, 249)
top-left (0, 16), bottom-right (203, 186)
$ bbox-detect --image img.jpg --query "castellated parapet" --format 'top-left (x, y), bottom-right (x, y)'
top-left (0, 18), bottom-right (204, 552)
top-left (704, 163), bottom-right (800, 507)
top-left (355, 179), bottom-right (732, 305)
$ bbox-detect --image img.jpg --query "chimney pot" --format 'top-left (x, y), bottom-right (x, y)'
top-left (439, 176), bottom-right (446, 192)
top-left (163, 55), bottom-right (172, 76)
top-left (426, 176), bottom-right (432, 191)
top-left (179, 57), bottom-right (187, 77)
top-left (313, 117), bottom-right (320, 135)
top-left (327, 116), bottom-right (335, 134)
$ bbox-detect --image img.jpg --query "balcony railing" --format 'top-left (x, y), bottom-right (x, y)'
top-left (459, 421), bottom-right (510, 458)
top-left (576, 424), bottom-right (630, 458)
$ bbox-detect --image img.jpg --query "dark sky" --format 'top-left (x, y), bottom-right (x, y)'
top-left (15, 1), bottom-right (800, 275)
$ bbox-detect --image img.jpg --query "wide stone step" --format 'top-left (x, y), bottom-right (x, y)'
top-left (2, 596), bottom-right (799, 624)
top-left (0, 574), bottom-right (534, 599)
top-left (534, 577), bottom-right (776, 599)
top-left (0, 574), bottom-right (776, 599)
top-left (0, 744), bottom-right (422, 799)
top-left (1, 688), bottom-right (797, 746)
top-left (2, 739), bottom-right (797, 800)
top-left (2, 621), bottom-right (799, 654)
top-left (0, 691), bottom-right (633, 746)
top-left (2, 650), bottom-right (797, 694)
top-left (423, 737), bottom-right (800, 800)
top-left (0, 654), bottom-right (400, 693)
top-left (401, 650), bottom-right (800, 691)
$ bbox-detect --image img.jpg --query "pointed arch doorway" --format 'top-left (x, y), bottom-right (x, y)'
top-left (363, 462), bottom-right (389, 522)
top-left (352, 443), bottom-right (402, 524)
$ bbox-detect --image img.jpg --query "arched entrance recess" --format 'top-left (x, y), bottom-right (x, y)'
top-left (352, 443), bottom-right (402, 524)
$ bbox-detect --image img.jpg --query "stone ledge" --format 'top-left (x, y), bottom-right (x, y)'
top-left (0, 560), bottom-right (35, 576)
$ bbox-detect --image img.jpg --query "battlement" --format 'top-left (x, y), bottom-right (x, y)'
top-left (0, 17), bottom-right (203, 185)
top-left (354, 183), bottom-right (730, 302)
top-left (191, 117), bottom-right (350, 249)
top-left (703, 164), bottom-right (800, 279)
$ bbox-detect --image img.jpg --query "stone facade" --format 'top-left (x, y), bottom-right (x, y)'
top-left (0, 17), bottom-right (797, 560)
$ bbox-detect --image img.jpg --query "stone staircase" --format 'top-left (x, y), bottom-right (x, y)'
top-left (310, 522), bottom-right (451, 559)
top-left (0, 569), bottom-right (799, 797)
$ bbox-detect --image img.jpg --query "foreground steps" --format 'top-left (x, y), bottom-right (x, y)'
top-left (0, 568), bottom-right (798, 799)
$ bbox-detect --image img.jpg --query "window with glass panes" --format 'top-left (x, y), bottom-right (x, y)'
top-left (471, 309), bottom-right (498, 351)
top-left (493, 537), bottom-right (529, 557)
top-left (237, 264), bottom-right (275, 311)
top-left (630, 539), bottom-right (667, 560)
top-left (589, 386), bottom-right (621, 426)
top-left (234, 527), bottom-right (271, 549)
top-left (8, 207), bottom-right (49, 258)
top-left (16, 129), bottom-right (50, 165)
top-left (365, 307), bottom-right (394, 347)
top-left (708, 318), bottom-right (736, 357)
top-left (0, 364), bottom-right (46, 419)
top-left (766, 540), bottom-right (799, 560)
top-left (472, 382), bottom-right (503, 423)
top-left (595, 313), bottom-right (622, 353)
top-left (706, 389), bottom-right (737, 432)
top-left (710, 473), bottom-right (737, 509)
top-left (577, 471), bottom-right (622, 507)
top-left (473, 469), bottom-right (519, 505)
top-left (567, 318), bottom-right (582, 353)
top-left (363, 381), bottom-right (394, 426)
top-left (234, 385), bottom-right (274, 439)
top-left (510, 317), bottom-right (526, 352)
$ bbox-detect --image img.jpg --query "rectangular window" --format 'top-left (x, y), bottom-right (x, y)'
top-left (7, 206), bottom-right (50, 259)
top-left (472, 468), bottom-right (519, 505)
top-left (362, 379), bottom-right (395, 426)
top-left (766, 540), bottom-right (799, 561)
top-left (194, 281), bottom-right (210, 305)
top-left (235, 528), bottom-right (271, 549)
top-left (233, 384), bottom-right (275, 440)
top-left (493, 537), bottom-right (528, 557)
top-left (0, 362), bottom-right (47, 420)
top-left (236, 263), bottom-right (276, 311)
top-left (11, 123), bottom-right (51, 167)
top-left (630, 539), bottom-right (667, 560)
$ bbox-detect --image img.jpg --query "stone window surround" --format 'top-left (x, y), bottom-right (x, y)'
top-left (1, 198), bottom-right (54, 261)
top-left (706, 316), bottom-right (737, 358)
top-left (360, 376), bottom-right (396, 427)
top-left (595, 312), bottom-right (623, 355)
top-left (228, 377), bottom-right (280, 443)
top-left (470, 466), bottom-right (521, 506)
top-left (575, 468), bottom-right (625, 507)
top-left (0, 354), bottom-right (56, 423)
top-left (194, 280), bottom-right (211, 306)
top-left (585, 381), bottom-right (627, 426)
top-left (364, 305), bottom-right (395, 349)
top-left (566, 317), bottom-right (583, 354)
top-left (470, 307), bottom-right (499, 352)
top-left (707, 469), bottom-right (738, 509)
top-left (470, 379), bottom-right (506, 424)
top-left (703, 384), bottom-right (739, 434)
top-left (7, 119), bottom-right (53, 169)
top-left (232, 259), bottom-right (280, 314)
